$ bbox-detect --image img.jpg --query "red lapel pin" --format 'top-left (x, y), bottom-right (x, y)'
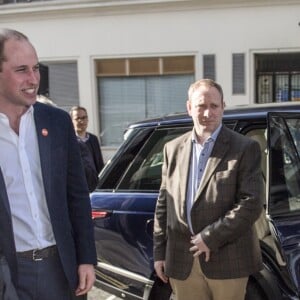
top-left (42, 128), bottom-right (48, 136)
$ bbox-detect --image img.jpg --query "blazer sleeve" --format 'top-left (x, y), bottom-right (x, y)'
top-left (65, 119), bottom-right (97, 265)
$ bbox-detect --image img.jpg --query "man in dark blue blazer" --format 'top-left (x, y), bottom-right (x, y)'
top-left (0, 29), bottom-right (97, 299)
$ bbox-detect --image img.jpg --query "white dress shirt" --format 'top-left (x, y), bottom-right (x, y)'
top-left (0, 106), bottom-right (55, 251)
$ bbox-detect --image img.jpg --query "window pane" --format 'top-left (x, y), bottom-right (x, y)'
top-left (163, 56), bottom-right (194, 74)
top-left (97, 127), bottom-right (154, 190)
top-left (275, 74), bottom-right (289, 102)
top-left (291, 74), bottom-right (300, 101)
top-left (256, 54), bottom-right (300, 103)
top-left (98, 74), bottom-right (194, 146)
top-left (118, 127), bottom-right (191, 191)
top-left (257, 75), bottom-right (273, 103)
top-left (145, 75), bottom-right (194, 118)
top-left (246, 129), bottom-right (267, 180)
top-left (41, 62), bottom-right (79, 111)
top-left (98, 77), bottom-right (146, 146)
top-left (269, 115), bottom-right (300, 215)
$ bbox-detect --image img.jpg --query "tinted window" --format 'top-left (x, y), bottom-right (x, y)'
top-left (117, 127), bottom-right (191, 191)
top-left (98, 120), bottom-right (243, 192)
top-left (269, 115), bottom-right (300, 216)
top-left (97, 127), bottom-right (154, 189)
top-left (246, 128), bottom-right (267, 180)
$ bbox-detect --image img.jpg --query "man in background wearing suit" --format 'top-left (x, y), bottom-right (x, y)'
top-left (70, 106), bottom-right (104, 192)
top-left (153, 79), bottom-right (264, 300)
top-left (0, 28), bottom-right (96, 299)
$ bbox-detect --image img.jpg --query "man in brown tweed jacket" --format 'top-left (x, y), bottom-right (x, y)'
top-left (153, 79), bottom-right (264, 300)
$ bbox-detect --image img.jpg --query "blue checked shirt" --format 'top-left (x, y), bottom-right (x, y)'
top-left (186, 125), bottom-right (222, 234)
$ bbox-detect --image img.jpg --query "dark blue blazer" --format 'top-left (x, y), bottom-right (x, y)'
top-left (0, 102), bottom-right (97, 289)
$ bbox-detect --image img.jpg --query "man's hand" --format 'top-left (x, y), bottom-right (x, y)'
top-left (75, 264), bottom-right (96, 296)
top-left (190, 233), bottom-right (210, 262)
top-left (154, 260), bottom-right (168, 283)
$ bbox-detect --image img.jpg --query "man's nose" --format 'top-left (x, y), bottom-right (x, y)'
top-left (203, 109), bottom-right (210, 117)
top-left (28, 70), bottom-right (40, 85)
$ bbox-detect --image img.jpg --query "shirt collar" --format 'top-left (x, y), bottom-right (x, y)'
top-left (77, 132), bottom-right (89, 142)
top-left (0, 105), bottom-right (34, 125)
top-left (192, 124), bottom-right (222, 144)
top-left (24, 105), bottom-right (34, 118)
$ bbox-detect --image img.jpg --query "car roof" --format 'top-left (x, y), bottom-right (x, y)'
top-left (129, 102), bottom-right (300, 129)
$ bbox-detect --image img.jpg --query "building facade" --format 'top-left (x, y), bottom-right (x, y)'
top-left (1, 0), bottom-right (300, 158)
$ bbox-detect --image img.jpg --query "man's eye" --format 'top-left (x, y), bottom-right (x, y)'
top-left (16, 68), bottom-right (26, 72)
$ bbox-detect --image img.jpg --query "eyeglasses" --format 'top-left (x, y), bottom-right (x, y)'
top-left (73, 116), bottom-right (88, 121)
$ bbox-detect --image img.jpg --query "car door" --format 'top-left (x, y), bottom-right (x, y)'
top-left (91, 125), bottom-right (191, 298)
top-left (267, 112), bottom-right (300, 295)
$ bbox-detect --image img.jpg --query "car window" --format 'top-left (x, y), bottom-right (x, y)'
top-left (97, 120), bottom-right (257, 192)
top-left (268, 115), bottom-right (300, 216)
top-left (246, 128), bottom-right (267, 180)
top-left (116, 121), bottom-right (242, 192)
top-left (97, 127), bottom-right (154, 190)
top-left (117, 127), bottom-right (191, 191)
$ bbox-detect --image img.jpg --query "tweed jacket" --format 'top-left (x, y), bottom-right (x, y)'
top-left (153, 125), bottom-right (264, 280)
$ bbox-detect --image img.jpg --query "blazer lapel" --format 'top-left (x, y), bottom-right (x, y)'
top-left (33, 104), bottom-right (52, 198)
top-left (195, 127), bottom-right (230, 199)
top-left (0, 168), bottom-right (10, 214)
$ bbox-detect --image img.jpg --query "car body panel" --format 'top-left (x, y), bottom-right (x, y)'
top-left (92, 192), bottom-right (156, 278)
top-left (92, 192), bottom-right (158, 299)
top-left (91, 103), bottom-right (300, 299)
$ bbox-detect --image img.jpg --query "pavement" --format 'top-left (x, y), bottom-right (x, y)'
top-left (88, 286), bottom-right (122, 300)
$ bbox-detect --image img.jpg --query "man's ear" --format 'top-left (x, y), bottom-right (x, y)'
top-left (186, 100), bottom-right (192, 116)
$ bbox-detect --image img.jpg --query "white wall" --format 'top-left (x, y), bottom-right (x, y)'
top-left (1, 0), bottom-right (300, 157)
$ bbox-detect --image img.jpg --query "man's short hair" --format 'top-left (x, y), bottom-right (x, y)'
top-left (0, 29), bottom-right (29, 72)
top-left (188, 79), bottom-right (224, 101)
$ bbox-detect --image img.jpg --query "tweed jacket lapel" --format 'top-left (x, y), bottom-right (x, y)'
top-left (177, 132), bottom-right (193, 217)
top-left (194, 126), bottom-right (230, 200)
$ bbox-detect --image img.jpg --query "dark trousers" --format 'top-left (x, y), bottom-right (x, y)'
top-left (16, 253), bottom-right (86, 300)
top-left (0, 256), bottom-right (19, 300)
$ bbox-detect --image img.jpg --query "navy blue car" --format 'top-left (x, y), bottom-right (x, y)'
top-left (91, 102), bottom-right (300, 300)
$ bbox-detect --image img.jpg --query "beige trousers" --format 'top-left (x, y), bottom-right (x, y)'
top-left (169, 258), bottom-right (248, 300)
